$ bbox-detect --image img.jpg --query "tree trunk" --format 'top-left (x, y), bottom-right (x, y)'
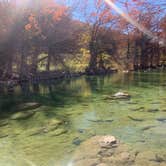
top-left (127, 34), bottom-right (130, 59)
top-left (87, 41), bottom-right (97, 73)
top-left (156, 43), bottom-right (160, 67)
top-left (140, 35), bottom-right (148, 70)
top-left (134, 40), bottom-right (139, 70)
top-left (31, 47), bottom-right (39, 75)
top-left (99, 55), bottom-right (104, 69)
top-left (46, 47), bottom-right (53, 71)
top-left (20, 45), bottom-right (28, 80)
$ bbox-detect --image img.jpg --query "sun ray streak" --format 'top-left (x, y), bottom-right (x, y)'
top-left (104, 0), bottom-right (164, 45)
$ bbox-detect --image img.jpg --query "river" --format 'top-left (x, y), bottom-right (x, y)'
top-left (0, 71), bottom-right (166, 166)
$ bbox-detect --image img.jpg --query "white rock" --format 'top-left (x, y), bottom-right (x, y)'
top-left (99, 136), bottom-right (117, 148)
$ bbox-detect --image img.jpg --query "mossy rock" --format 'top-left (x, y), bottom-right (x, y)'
top-left (28, 118), bottom-right (65, 136)
top-left (11, 111), bottom-right (36, 120)
top-left (17, 102), bottom-right (41, 111)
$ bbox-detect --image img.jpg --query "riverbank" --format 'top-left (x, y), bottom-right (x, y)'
top-left (0, 67), bottom-right (165, 94)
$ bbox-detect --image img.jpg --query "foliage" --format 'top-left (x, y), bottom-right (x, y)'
top-left (0, 0), bottom-right (165, 79)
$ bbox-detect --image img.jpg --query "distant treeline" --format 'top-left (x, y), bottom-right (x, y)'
top-left (0, 0), bottom-right (165, 80)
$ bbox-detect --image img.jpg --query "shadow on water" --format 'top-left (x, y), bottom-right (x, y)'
top-left (0, 71), bottom-right (166, 117)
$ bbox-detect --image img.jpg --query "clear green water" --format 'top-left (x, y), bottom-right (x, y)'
top-left (0, 72), bottom-right (166, 166)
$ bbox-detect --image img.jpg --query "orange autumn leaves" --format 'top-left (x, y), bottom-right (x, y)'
top-left (89, 0), bottom-right (114, 24)
top-left (25, 14), bottom-right (38, 31)
top-left (24, 1), bottom-right (67, 32)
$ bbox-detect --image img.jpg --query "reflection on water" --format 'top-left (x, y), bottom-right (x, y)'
top-left (0, 72), bottom-right (166, 166)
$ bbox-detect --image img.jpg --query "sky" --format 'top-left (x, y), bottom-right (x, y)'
top-left (63, 0), bottom-right (165, 45)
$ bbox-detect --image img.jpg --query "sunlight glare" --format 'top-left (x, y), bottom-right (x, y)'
top-left (104, 0), bottom-right (162, 44)
top-left (16, 0), bottom-right (30, 7)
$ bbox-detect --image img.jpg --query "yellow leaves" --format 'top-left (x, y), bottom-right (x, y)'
top-left (80, 33), bottom-right (91, 44)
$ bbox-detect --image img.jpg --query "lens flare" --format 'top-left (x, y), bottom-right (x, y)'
top-left (104, 0), bottom-right (164, 45)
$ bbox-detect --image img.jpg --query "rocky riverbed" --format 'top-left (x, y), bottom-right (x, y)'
top-left (70, 135), bottom-right (166, 166)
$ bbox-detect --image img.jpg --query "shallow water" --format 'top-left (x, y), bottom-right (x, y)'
top-left (0, 72), bottom-right (166, 166)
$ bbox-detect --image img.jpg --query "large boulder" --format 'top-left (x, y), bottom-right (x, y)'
top-left (70, 136), bottom-right (166, 166)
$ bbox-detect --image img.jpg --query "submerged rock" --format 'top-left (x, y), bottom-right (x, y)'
top-left (71, 135), bottom-right (136, 166)
top-left (141, 125), bottom-right (156, 131)
top-left (11, 110), bottom-right (36, 120)
top-left (131, 107), bottom-right (144, 112)
top-left (47, 119), bottom-right (63, 126)
top-left (156, 118), bottom-right (166, 123)
top-left (73, 137), bottom-right (83, 146)
top-left (96, 163), bottom-right (108, 166)
top-left (147, 109), bottom-right (159, 113)
top-left (99, 136), bottom-right (117, 148)
top-left (0, 132), bottom-right (8, 138)
top-left (49, 128), bottom-right (67, 136)
top-left (128, 116), bottom-right (144, 122)
top-left (134, 151), bottom-right (166, 166)
top-left (70, 135), bottom-right (166, 166)
top-left (104, 92), bottom-right (131, 100)
top-left (17, 102), bottom-right (41, 111)
top-left (28, 118), bottom-right (66, 136)
top-left (28, 127), bottom-right (45, 136)
top-left (0, 120), bottom-right (9, 127)
top-left (113, 92), bottom-right (130, 98)
top-left (88, 119), bottom-right (114, 123)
